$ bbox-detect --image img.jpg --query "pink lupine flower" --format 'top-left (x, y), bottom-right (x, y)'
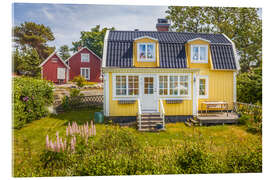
top-left (66, 127), bottom-right (69, 137)
top-left (46, 135), bottom-right (49, 150)
top-left (64, 138), bottom-right (67, 150)
top-left (93, 124), bottom-right (96, 136)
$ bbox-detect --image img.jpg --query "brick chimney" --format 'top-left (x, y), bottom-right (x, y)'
top-left (156, 18), bottom-right (170, 32)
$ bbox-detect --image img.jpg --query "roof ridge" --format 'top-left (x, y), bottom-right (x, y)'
top-left (110, 30), bottom-right (223, 35)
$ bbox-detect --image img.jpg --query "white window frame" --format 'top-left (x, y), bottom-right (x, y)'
top-left (80, 67), bottom-right (90, 80)
top-left (158, 73), bottom-right (192, 99)
top-left (199, 75), bottom-right (209, 99)
top-left (112, 74), bottom-right (140, 99)
top-left (137, 43), bottom-right (156, 62)
top-left (81, 53), bottom-right (90, 62)
top-left (190, 45), bottom-right (208, 63)
top-left (52, 58), bottom-right (58, 62)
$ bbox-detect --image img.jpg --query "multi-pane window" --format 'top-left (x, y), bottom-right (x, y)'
top-left (159, 76), bottom-right (168, 95)
top-left (169, 76), bottom-right (178, 95)
top-left (80, 68), bottom-right (90, 80)
top-left (115, 75), bottom-right (139, 96)
top-left (138, 43), bottom-right (155, 61)
top-left (128, 76), bottom-right (139, 95)
top-left (81, 53), bottom-right (90, 62)
top-left (116, 76), bottom-right (127, 96)
top-left (159, 75), bottom-right (190, 97)
top-left (199, 76), bottom-right (208, 98)
top-left (144, 77), bottom-right (154, 94)
top-left (191, 45), bottom-right (208, 63)
top-left (179, 76), bottom-right (189, 95)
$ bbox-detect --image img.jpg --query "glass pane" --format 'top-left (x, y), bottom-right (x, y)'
top-left (134, 89), bottom-right (138, 95)
top-left (192, 47), bottom-right (199, 60)
top-left (147, 44), bottom-right (154, 59)
top-left (200, 47), bottom-right (206, 60)
top-left (139, 44), bottom-right (146, 60)
top-left (116, 89), bottom-right (121, 95)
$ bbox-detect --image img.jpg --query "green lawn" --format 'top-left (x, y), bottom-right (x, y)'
top-left (13, 108), bottom-right (262, 176)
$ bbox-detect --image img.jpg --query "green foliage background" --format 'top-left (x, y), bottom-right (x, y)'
top-left (13, 77), bottom-right (54, 129)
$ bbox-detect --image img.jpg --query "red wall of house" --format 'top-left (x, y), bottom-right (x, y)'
top-left (42, 54), bottom-right (68, 84)
top-left (68, 48), bottom-right (102, 82)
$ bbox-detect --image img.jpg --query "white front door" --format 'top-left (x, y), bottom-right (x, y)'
top-left (57, 68), bottom-right (66, 80)
top-left (141, 75), bottom-right (158, 112)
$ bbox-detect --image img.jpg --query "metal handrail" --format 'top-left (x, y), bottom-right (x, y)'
top-left (159, 99), bottom-right (165, 129)
top-left (138, 99), bottom-right (142, 130)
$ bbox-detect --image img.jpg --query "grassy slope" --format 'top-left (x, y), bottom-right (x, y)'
top-left (13, 108), bottom-right (261, 175)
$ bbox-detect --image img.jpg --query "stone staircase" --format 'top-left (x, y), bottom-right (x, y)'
top-left (137, 112), bottom-right (165, 132)
top-left (185, 117), bottom-right (200, 126)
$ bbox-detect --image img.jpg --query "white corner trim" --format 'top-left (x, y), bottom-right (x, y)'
top-left (39, 51), bottom-right (70, 69)
top-left (233, 72), bottom-right (237, 103)
top-left (104, 73), bottom-right (110, 116)
top-left (222, 33), bottom-right (240, 71)
top-left (192, 73), bottom-right (198, 116)
top-left (187, 37), bottom-right (211, 43)
top-left (198, 75), bottom-right (209, 99)
top-left (134, 36), bottom-right (158, 41)
top-left (102, 30), bottom-right (110, 68)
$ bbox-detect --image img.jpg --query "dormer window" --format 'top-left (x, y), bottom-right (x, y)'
top-left (191, 45), bottom-right (208, 63)
top-left (137, 43), bottom-right (155, 62)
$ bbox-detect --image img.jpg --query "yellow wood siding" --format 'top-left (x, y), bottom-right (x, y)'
top-left (108, 71), bottom-right (194, 116)
top-left (185, 39), bottom-right (235, 110)
top-left (133, 38), bottom-right (159, 67)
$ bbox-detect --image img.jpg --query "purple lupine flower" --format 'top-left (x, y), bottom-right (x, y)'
top-left (23, 96), bottom-right (29, 102)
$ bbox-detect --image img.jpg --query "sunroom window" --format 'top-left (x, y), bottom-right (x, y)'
top-left (138, 43), bottom-right (155, 62)
top-left (115, 75), bottom-right (139, 96)
top-left (191, 45), bottom-right (208, 63)
top-left (159, 75), bottom-right (190, 97)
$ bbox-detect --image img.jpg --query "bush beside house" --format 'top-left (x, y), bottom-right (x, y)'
top-left (13, 77), bottom-right (54, 129)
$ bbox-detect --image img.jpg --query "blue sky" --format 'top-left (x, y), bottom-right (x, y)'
top-left (13, 3), bottom-right (168, 50)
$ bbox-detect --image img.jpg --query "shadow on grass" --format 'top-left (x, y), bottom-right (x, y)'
top-left (50, 107), bottom-right (103, 125)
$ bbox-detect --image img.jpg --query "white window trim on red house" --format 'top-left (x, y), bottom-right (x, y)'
top-left (81, 53), bottom-right (90, 62)
top-left (80, 67), bottom-right (90, 80)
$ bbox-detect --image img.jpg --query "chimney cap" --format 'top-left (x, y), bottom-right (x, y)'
top-left (157, 18), bottom-right (168, 24)
top-left (134, 29), bottom-right (139, 31)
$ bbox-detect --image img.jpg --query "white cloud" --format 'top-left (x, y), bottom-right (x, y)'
top-left (14, 4), bottom-right (168, 49)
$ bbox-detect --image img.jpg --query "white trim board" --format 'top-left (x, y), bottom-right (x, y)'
top-left (134, 36), bottom-right (158, 41)
top-left (222, 33), bottom-right (240, 71)
top-left (65, 47), bottom-right (102, 63)
top-left (187, 37), bottom-right (211, 43)
top-left (102, 30), bottom-right (110, 68)
top-left (39, 51), bottom-right (70, 69)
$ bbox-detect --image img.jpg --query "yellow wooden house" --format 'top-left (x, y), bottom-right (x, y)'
top-left (102, 19), bottom-right (239, 131)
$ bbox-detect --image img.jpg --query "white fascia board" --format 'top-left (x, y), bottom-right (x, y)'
top-left (187, 38), bottom-right (211, 43)
top-left (66, 47), bottom-right (102, 63)
top-left (222, 33), bottom-right (240, 71)
top-left (102, 30), bottom-right (110, 68)
top-left (39, 51), bottom-right (70, 69)
top-left (134, 36), bottom-right (158, 41)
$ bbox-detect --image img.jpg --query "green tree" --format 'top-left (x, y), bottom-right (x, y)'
top-left (166, 7), bottom-right (262, 73)
top-left (13, 48), bottom-right (42, 77)
top-left (13, 21), bottom-right (55, 60)
top-left (237, 66), bottom-right (262, 104)
top-left (58, 45), bottom-right (70, 60)
top-left (71, 25), bottom-right (115, 57)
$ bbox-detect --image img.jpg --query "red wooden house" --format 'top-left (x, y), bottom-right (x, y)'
top-left (39, 52), bottom-right (70, 84)
top-left (66, 47), bottom-right (102, 82)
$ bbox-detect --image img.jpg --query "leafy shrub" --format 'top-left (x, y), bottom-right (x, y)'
top-left (225, 144), bottom-right (262, 173)
top-left (72, 75), bottom-right (86, 88)
top-left (69, 88), bottom-right (83, 98)
top-left (13, 77), bottom-right (53, 129)
top-left (238, 114), bottom-right (250, 125)
top-left (176, 142), bottom-right (214, 174)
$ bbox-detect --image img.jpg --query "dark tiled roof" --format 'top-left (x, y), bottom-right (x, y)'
top-left (105, 31), bottom-right (237, 70)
